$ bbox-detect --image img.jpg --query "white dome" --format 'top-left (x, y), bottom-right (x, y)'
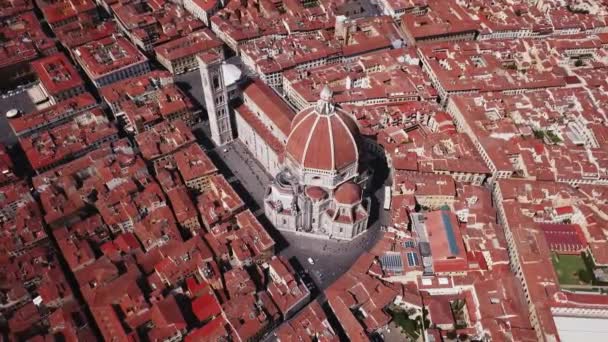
top-left (221, 63), bottom-right (242, 87)
top-left (6, 109), bottom-right (20, 118)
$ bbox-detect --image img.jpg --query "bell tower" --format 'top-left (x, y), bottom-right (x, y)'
top-left (197, 51), bottom-right (234, 146)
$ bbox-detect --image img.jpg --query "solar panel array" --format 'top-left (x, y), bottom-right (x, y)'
top-left (406, 252), bottom-right (419, 267)
top-left (380, 253), bottom-right (403, 273)
top-left (404, 240), bottom-right (416, 248)
top-left (441, 210), bottom-right (460, 255)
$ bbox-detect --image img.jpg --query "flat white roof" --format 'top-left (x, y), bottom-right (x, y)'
top-left (27, 84), bottom-right (47, 104)
top-left (554, 315), bottom-right (608, 342)
top-left (222, 63), bottom-right (242, 87)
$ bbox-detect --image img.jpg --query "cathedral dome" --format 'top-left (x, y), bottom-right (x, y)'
top-left (305, 186), bottom-right (328, 201)
top-left (334, 182), bottom-right (361, 205)
top-left (285, 86), bottom-right (359, 173)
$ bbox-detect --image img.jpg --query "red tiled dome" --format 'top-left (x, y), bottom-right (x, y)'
top-left (334, 182), bottom-right (361, 205)
top-left (305, 186), bottom-right (327, 201)
top-left (285, 106), bottom-right (359, 172)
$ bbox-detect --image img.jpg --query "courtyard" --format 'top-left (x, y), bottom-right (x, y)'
top-left (552, 253), bottom-right (594, 286)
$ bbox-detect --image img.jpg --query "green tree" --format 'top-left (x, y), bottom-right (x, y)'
top-left (533, 130), bottom-right (545, 140)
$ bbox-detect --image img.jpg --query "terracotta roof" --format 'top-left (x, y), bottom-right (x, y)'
top-left (555, 206), bottom-right (574, 215)
top-left (285, 107), bottom-right (359, 172)
top-left (400, 0), bottom-right (478, 40)
top-left (174, 144), bottom-right (217, 182)
top-left (54, 19), bottom-right (116, 49)
top-left (0, 0), bottom-right (33, 19)
top-left (19, 109), bottom-right (118, 171)
top-left (74, 36), bottom-right (148, 79)
top-left (90, 305), bottom-right (129, 341)
top-left (31, 52), bottom-right (84, 96)
top-left (305, 186), bottom-right (328, 201)
top-left (192, 293), bottom-right (221, 322)
top-left (334, 182), bottom-right (361, 205)
top-left (38, 0), bottom-right (96, 26)
top-left (275, 301), bottom-right (338, 341)
top-left (235, 105), bottom-right (284, 154)
top-left (135, 120), bottom-right (195, 162)
top-left (185, 316), bottom-right (232, 342)
top-left (9, 92), bottom-right (97, 136)
top-left (590, 241), bottom-right (608, 266)
top-left (243, 79), bottom-right (295, 137)
top-left (155, 28), bottom-right (223, 62)
top-left (0, 12), bottom-right (55, 69)
top-left (189, 0), bottom-right (218, 11)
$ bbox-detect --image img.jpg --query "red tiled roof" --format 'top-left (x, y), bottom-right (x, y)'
top-left (190, 0), bottom-right (218, 11)
top-left (400, 0), bottom-right (478, 40)
top-left (9, 92), bottom-right (97, 135)
top-left (99, 70), bottom-right (174, 105)
top-left (0, 0), bottom-right (33, 19)
top-left (136, 120), bottom-right (195, 162)
top-left (174, 144), bottom-right (217, 182)
top-left (589, 241), bottom-right (608, 266)
top-left (243, 79), bottom-right (296, 137)
top-left (539, 223), bottom-right (587, 253)
top-left (38, 0), bottom-right (96, 26)
top-left (235, 104), bottom-right (285, 154)
top-left (305, 186), bottom-right (328, 201)
top-left (186, 277), bottom-right (211, 298)
top-left (334, 182), bottom-right (361, 205)
top-left (555, 206), bottom-right (574, 215)
top-left (192, 293), bottom-right (221, 322)
top-left (275, 301), bottom-right (338, 341)
top-left (31, 52), bottom-right (84, 95)
top-left (54, 19), bottom-right (116, 49)
top-left (20, 109), bottom-right (118, 171)
top-left (90, 305), bottom-right (129, 342)
top-left (74, 36), bottom-right (148, 79)
top-left (286, 107), bottom-right (359, 172)
top-left (0, 12), bottom-right (55, 69)
top-left (155, 28), bottom-right (223, 62)
top-left (426, 295), bottom-right (456, 326)
top-left (327, 295), bottom-right (367, 342)
top-left (185, 316), bottom-right (232, 342)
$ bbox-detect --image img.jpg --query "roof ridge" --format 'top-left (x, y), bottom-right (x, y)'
top-left (301, 114), bottom-right (320, 166)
